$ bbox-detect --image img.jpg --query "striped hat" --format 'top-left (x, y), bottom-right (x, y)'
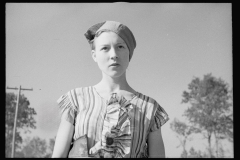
top-left (84, 21), bottom-right (136, 61)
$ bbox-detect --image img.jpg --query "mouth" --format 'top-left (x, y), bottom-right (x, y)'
top-left (109, 63), bottom-right (120, 67)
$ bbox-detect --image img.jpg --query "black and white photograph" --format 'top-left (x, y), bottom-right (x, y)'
top-left (6, 3), bottom-right (233, 158)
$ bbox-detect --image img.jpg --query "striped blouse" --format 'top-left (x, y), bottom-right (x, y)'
top-left (57, 86), bottom-right (169, 158)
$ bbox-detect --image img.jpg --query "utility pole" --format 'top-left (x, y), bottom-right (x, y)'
top-left (6, 85), bottom-right (33, 158)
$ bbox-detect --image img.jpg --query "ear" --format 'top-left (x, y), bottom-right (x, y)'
top-left (91, 50), bottom-right (97, 62)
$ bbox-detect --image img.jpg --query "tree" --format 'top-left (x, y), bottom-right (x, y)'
top-left (170, 118), bottom-right (195, 158)
top-left (5, 92), bottom-right (37, 157)
top-left (20, 136), bottom-right (55, 158)
top-left (44, 137), bottom-right (56, 158)
top-left (181, 73), bottom-right (233, 157)
top-left (15, 136), bottom-right (56, 158)
top-left (187, 147), bottom-right (208, 158)
top-left (20, 136), bottom-right (48, 158)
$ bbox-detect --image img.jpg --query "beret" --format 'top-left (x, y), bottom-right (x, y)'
top-left (84, 21), bottom-right (136, 61)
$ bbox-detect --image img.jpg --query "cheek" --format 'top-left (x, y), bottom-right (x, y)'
top-left (98, 54), bottom-right (107, 61)
top-left (96, 54), bottom-right (108, 66)
top-left (121, 50), bottom-right (130, 62)
top-left (119, 53), bottom-right (130, 68)
top-left (124, 60), bottom-right (130, 68)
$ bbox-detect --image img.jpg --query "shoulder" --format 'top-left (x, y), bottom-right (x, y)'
top-left (137, 92), bottom-right (159, 106)
top-left (136, 92), bottom-right (168, 115)
top-left (57, 86), bottom-right (93, 110)
top-left (57, 86), bottom-right (91, 103)
top-left (64, 86), bottom-right (91, 97)
top-left (137, 93), bottom-right (169, 129)
top-left (135, 92), bottom-right (162, 115)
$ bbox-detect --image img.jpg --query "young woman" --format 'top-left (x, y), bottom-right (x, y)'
top-left (52, 21), bottom-right (169, 158)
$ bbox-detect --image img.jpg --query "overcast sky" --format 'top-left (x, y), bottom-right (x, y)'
top-left (6, 3), bottom-right (232, 157)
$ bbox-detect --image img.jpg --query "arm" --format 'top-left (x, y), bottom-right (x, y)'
top-left (52, 116), bottom-right (74, 158)
top-left (148, 127), bottom-right (165, 158)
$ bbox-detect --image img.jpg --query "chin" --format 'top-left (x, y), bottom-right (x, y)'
top-left (109, 73), bottom-right (124, 78)
top-left (104, 70), bottom-right (126, 78)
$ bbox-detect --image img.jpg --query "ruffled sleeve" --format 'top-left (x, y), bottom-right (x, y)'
top-left (150, 102), bottom-right (169, 132)
top-left (57, 90), bottom-right (78, 125)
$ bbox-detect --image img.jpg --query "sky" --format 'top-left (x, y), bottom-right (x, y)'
top-left (6, 3), bottom-right (232, 157)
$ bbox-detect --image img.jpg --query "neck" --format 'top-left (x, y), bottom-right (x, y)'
top-left (95, 72), bottom-right (131, 93)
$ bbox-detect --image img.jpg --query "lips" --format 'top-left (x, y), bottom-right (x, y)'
top-left (109, 63), bottom-right (120, 67)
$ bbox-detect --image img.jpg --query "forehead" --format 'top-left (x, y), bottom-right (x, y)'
top-left (94, 31), bottom-right (126, 46)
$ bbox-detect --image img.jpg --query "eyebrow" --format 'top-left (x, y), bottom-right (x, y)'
top-left (116, 42), bottom-right (126, 45)
top-left (99, 42), bottom-right (126, 46)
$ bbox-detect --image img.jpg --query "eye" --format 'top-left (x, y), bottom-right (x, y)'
top-left (118, 45), bottom-right (125, 49)
top-left (101, 47), bottom-right (108, 51)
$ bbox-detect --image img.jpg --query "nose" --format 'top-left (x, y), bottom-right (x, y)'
top-left (109, 48), bottom-right (118, 60)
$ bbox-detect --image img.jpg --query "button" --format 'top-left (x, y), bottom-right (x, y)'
top-left (106, 137), bottom-right (114, 145)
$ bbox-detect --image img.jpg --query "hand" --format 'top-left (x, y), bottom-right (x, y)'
top-left (89, 147), bottom-right (97, 155)
top-left (89, 141), bottom-right (101, 154)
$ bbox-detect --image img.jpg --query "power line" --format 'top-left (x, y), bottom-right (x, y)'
top-left (6, 85), bottom-right (33, 158)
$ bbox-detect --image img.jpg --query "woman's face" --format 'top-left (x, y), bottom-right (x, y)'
top-left (91, 31), bottom-right (130, 78)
